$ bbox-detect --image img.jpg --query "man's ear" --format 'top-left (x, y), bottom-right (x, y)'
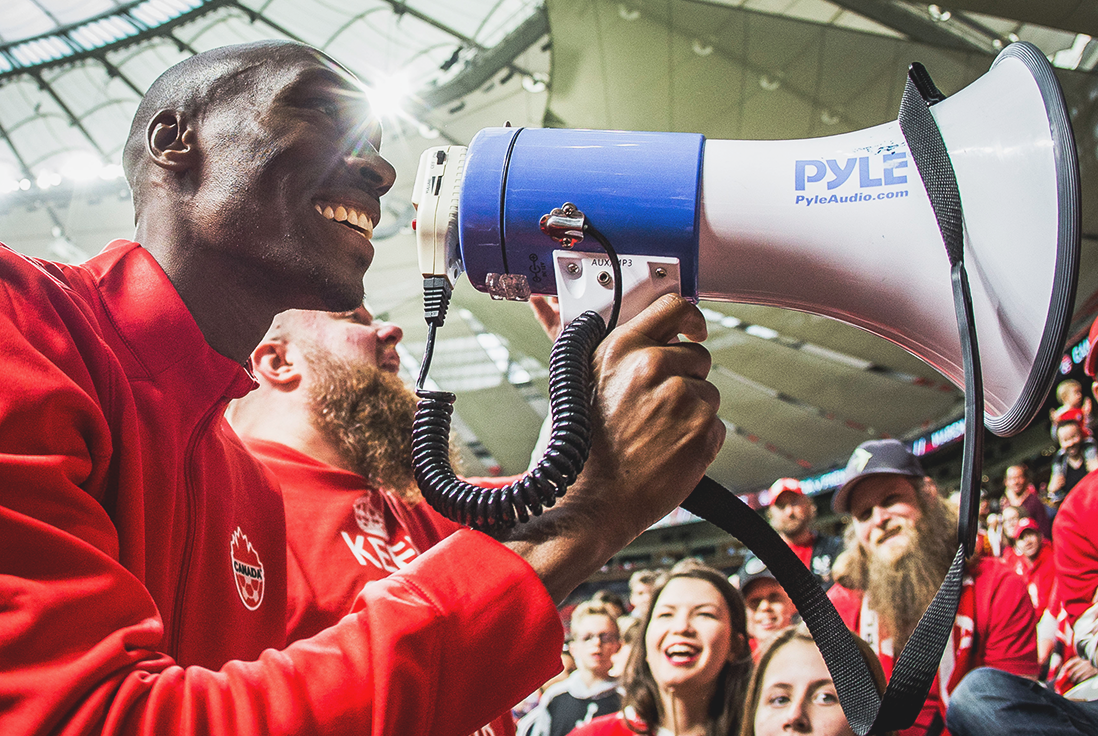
top-left (251, 342), bottom-right (301, 389)
top-left (146, 109), bottom-right (197, 172)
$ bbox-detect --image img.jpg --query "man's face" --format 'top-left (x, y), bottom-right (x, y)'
top-left (1004, 466), bottom-right (1027, 495)
top-left (1001, 507), bottom-right (1021, 539)
top-left (1058, 423), bottom-right (1084, 460)
top-left (571, 614), bottom-right (620, 680)
top-left (1016, 530), bottom-right (1041, 561)
top-left (296, 306), bottom-right (403, 374)
top-left (744, 579), bottom-right (795, 640)
top-left (195, 47), bottom-right (396, 312)
top-left (849, 475), bottom-right (923, 564)
top-left (769, 493), bottom-right (813, 538)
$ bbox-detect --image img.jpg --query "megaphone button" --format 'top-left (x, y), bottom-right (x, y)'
top-left (412, 219), bottom-right (417, 231)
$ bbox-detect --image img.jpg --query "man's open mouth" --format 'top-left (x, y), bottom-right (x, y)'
top-left (315, 200), bottom-right (374, 238)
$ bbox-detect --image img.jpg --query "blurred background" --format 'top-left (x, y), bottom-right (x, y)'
top-left (1, 0), bottom-right (1096, 575)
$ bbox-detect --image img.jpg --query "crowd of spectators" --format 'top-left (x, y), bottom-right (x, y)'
top-left (515, 356), bottom-right (1098, 736)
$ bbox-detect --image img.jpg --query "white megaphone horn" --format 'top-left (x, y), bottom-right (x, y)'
top-left (412, 41), bottom-right (1080, 438)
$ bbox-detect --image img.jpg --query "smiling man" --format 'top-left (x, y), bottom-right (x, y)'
top-left (826, 439), bottom-right (1037, 736)
top-left (0, 40), bottom-right (725, 735)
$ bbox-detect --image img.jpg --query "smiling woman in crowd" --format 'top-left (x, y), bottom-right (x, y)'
top-left (569, 559), bottom-right (753, 736)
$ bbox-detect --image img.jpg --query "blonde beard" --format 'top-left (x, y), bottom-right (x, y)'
top-left (852, 492), bottom-right (958, 654)
top-left (305, 349), bottom-right (436, 504)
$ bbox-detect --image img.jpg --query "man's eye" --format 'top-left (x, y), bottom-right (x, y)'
top-left (304, 99), bottom-right (340, 117)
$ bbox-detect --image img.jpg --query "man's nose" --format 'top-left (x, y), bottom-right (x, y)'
top-left (870, 505), bottom-right (892, 528)
top-left (349, 145), bottom-right (397, 198)
top-left (377, 320), bottom-right (403, 345)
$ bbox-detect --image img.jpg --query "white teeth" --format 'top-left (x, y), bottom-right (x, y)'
top-left (316, 201), bottom-right (374, 238)
top-left (666, 645), bottom-right (697, 657)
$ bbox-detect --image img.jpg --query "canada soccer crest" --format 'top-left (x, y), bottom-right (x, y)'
top-left (230, 527), bottom-right (265, 611)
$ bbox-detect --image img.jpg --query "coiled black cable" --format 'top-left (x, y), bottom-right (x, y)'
top-left (412, 309), bottom-right (605, 532)
top-left (412, 214), bottom-right (624, 532)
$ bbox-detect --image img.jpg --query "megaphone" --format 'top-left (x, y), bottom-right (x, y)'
top-left (412, 41), bottom-right (1079, 440)
top-left (410, 42), bottom-right (1079, 733)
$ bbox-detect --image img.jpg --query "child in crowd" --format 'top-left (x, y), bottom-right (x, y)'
top-left (1051, 378), bottom-right (1093, 437)
top-left (519, 602), bottom-right (623, 736)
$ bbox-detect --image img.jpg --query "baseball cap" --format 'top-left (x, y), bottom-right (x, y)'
top-left (1086, 315), bottom-right (1098, 378)
top-left (736, 555), bottom-right (778, 597)
top-left (832, 439), bottom-right (924, 514)
top-left (767, 477), bottom-right (805, 507)
top-left (1014, 517), bottom-right (1042, 539)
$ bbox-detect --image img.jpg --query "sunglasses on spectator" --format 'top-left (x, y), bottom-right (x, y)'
top-left (745, 593), bottom-right (789, 610)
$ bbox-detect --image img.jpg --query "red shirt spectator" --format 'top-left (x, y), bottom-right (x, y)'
top-left (1008, 518), bottom-right (1055, 617)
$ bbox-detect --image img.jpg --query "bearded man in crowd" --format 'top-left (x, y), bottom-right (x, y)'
top-left (227, 305), bottom-right (516, 735)
top-left (826, 439), bottom-right (1037, 736)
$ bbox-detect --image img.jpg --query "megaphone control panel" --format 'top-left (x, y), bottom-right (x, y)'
top-left (412, 144), bottom-right (466, 290)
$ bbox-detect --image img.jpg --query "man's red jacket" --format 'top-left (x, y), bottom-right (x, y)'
top-left (0, 241), bottom-right (563, 735)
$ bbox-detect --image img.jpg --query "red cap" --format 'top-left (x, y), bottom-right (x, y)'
top-left (1014, 517), bottom-right (1041, 538)
top-left (767, 477), bottom-right (805, 506)
top-left (1086, 316), bottom-right (1098, 378)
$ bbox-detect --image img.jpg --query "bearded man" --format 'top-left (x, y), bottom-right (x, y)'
top-left (827, 439), bottom-right (1037, 736)
top-left (227, 306), bottom-right (517, 735)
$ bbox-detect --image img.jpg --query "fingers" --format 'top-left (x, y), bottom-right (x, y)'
top-left (620, 294), bottom-right (708, 345)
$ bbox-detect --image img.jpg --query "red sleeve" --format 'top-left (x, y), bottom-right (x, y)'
top-left (976, 558), bottom-right (1039, 677)
top-left (130, 533), bottom-right (564, 736)
top-left (4, 490), bottom-right (563, 736)
top-left (567, 713), bottom-right (629, 736)
top-left (1052, 476), bottom-right (1098, 624)
top-left (0, 268), bottom-right (564, 734)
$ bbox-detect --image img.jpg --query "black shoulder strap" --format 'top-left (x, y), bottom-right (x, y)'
top-left (682, 61), bottom-right (983, 735)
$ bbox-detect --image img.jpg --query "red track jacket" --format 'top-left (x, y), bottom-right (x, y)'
top-left (0, 241), bottom-right (562, 735)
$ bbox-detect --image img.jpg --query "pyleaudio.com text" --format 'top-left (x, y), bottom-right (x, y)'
top-left (794, 189), bottom-right (910, 206)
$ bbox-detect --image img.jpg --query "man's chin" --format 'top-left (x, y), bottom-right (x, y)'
top-left (873, 535), bottom-right (911, 563)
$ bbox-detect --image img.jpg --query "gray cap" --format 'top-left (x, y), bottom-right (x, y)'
top-left (831, 439), bottom-right (924, 514)
top-left (736, 554), bottom-right (777, 597)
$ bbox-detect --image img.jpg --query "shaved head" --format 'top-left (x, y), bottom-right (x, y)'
top-left (123, 40), bottom-right (324, 211)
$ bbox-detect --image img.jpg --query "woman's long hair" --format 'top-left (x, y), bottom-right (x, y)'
top-left (620, 559), bottom-right (752, 736)
top-left (738, 622), bottom-right (892, 736)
